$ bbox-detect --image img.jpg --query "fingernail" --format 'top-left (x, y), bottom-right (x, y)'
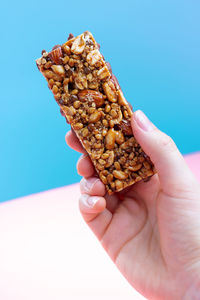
top-left (134, 110), bottom-right (155, 132)
top-left (80, 194), bottom-right (99, 208)
top-left (81, 177), bottom-right (99, 193)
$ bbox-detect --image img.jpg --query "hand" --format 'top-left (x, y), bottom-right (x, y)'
top-left (66, 110), bottom-right (200, 300)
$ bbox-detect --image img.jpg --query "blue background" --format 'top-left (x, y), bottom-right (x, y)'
top-left (0, 0), bottom-right (199, 202)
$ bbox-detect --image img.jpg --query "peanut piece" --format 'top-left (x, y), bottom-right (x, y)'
top-left (113, 170), bottom-right (128, 180)
top-left (115, 180), bottom-right (123, 190)
top-left (73, 123), bottom-right (83, 130)
top-left (115, 131), bottom-right (125, 144)
top-left (103, 81), bottom-right (117, 103)
top-left (105, 129), bottom-right (116, 150)
top-left (89, 111), bottom-right (102, 123)
top-left (105, 150), bottom-right (114, 167)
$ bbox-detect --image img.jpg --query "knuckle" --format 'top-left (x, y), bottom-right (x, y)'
top-left (159, 133), bottom-right (177, 152)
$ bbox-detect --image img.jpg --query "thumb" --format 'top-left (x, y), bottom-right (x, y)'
top-left (131, 110), bottom-right (197, 196)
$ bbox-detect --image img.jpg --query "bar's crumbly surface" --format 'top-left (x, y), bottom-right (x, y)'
top-left (36, 31), bottom-right (155, 194)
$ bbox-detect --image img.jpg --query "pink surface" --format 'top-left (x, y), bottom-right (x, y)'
top-left (0, 152), bottom-right (199, 300)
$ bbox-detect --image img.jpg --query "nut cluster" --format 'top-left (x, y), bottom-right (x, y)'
top-left (36, 31), bottom-right (155, 194)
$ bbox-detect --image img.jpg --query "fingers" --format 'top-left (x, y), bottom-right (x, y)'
top-left (131, 110), bottom-right (197, 195)
top-left (79, 178), bottom-right (112, 240)
top-left (65, 130), bottom-right (85, 153)
top-left (80, 177), bottom-right (106, 196)
top-left (77, 155), bottom-right (95, 177)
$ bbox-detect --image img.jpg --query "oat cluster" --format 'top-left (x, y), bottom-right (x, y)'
top-left (36, 31), bottom-right (155, 194)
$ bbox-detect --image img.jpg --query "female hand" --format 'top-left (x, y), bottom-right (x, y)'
top-left (66, 110), bottom-right (200, 300)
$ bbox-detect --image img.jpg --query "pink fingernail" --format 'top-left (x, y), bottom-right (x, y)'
top-left (134, 110), bottom-right (155, 132)
top-left (81, 178), bottom-right (99, 193)
top-left (80, 194), bottom-right (99, 207)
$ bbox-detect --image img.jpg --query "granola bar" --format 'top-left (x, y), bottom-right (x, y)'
top-left (36, 31), bottom-right (155, 194)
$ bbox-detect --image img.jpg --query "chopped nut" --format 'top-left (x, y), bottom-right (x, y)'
top-left (101, 153), bottom-right (109, 159)
top-left (86, 49), bottom-right (101, 66)
top-left (52, 85), bottom-right (59, 94)
top-left (95, 134), bottom-right (103, 140)
top-left (63, 55), bottom-right (69, 64)
top-left (103, 81), bottom-right (117, 103)
top-left (97, 66), bottom-right (110, 80)
top-left (117, 90), bottom-right (128, 105)
top-left (78, 90), bottom-right (104, 107)
top-left (86, 73), bottom-right (93, 81)
top-left (43, 70), bottom-right (62, 81)
top-left (99, 159), bottom-right (106, 165)
top-left (71, 34), bottom-right (86, 54)
top-left (48, 47), bottom-right (63, 64)
top-left (67, 106), bottom-right (76, 116)
top-left (88, 81), bottom-right (99, 89)
top-left (68, 58), bottom-right (75, 67)
top-left (62, 44), bottom-right (71, 55)
top-left (74, 73), bottom-right (88, 90)
top-left (51, 65), bottom-right (65, 76)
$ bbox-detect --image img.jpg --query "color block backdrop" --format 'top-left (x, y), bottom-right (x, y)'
top-left (0, 0), bottom-right (200, 202)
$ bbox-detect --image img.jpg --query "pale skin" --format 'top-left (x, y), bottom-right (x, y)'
top-left (66, 110), bottom-right (200, 300)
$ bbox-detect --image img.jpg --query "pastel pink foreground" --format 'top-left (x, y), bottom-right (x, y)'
top-left (0, 153), bottom-right (199, 300)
